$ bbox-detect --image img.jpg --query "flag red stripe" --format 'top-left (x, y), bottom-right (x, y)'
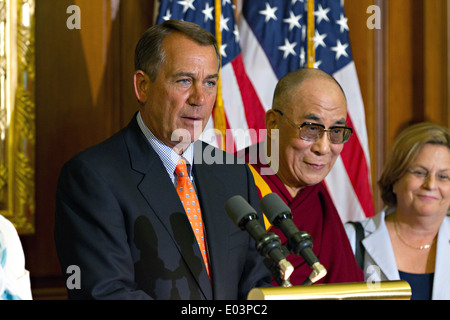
top-left (231, 54), bottom-right (267, 143)
top-left (340, 115), bottom-right (375, 218)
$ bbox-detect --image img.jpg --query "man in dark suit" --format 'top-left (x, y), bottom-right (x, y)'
top-left (54, 20), bottom-right (271, 300)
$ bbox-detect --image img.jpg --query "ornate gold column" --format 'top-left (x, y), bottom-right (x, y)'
top-left (0, 0), bottom-right (35, 234)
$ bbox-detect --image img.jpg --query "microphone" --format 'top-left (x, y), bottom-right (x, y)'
top-left (225, 195), bottom-right (293, 286)
top-left (260, 193), bottom-right (327, 285)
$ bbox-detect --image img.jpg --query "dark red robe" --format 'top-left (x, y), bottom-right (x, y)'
top-left (238, 143), bottom-right (364, 286)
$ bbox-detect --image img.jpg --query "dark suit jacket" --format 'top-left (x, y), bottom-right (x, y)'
top-left (54, 115), bottom-right (271, 300)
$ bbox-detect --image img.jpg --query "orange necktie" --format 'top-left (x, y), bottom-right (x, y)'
top-left (175, 158), bottom-right (210, 277)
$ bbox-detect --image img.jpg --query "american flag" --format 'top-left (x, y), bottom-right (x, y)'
top-left (156, 0), bottom-right (375, 222)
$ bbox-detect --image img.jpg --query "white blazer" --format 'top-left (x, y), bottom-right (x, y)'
top-left (0, 215), bottom-right (32, 300)
top-left (345, 209), bottom-right (450, 300)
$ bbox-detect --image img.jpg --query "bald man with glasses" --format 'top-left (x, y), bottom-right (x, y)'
top-left (238, 68), bottom-right (364, 286)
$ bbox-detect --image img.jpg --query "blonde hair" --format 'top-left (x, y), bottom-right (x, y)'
top-left (378, 122), bottom-right (450, 209)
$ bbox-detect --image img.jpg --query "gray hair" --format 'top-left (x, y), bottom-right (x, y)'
top-left (134, 19), bottom-right (220, 82)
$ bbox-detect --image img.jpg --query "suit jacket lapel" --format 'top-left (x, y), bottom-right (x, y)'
top-left (193, 142), bottom-right (234, 299)
top-left (138, 168), bottom-right (212, 299)
top-left (433, 217), bottom-right (450, 299)
top-left (124, 115), bottom-right (178, 232)
top-left (363, 211), bottom-right (399, 280)
top-left (124, 117), bottom-right (212, 299)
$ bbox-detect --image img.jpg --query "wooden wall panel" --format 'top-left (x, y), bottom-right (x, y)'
top-left (384, 0), bottom-right (449, 144)
top-left (118, 0), bottom-right (155, 126)
top-left (21, 0), bottom-right (153, 299)
top-left (423, 0), bottom-right (449, 126)
top-left (22, 0), bottom-right (120, 298)
top-left (385, 0), bottom-right (416, 146)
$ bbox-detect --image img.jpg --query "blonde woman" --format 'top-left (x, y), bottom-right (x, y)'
top-left (345, 122), bottom-right (450, 300)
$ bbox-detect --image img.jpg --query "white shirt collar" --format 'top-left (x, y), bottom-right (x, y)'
top-left (137, 111), bottom-right (194, 182)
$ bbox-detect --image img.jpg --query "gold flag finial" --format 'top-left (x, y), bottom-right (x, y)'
top-left (213, 0), bottom-right (226, 150)
top-left (307, 0), bottom-right (316, 68)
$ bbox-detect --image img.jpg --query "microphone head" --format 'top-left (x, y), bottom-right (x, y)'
top-left (260, 193), bottom-right (291, 224)
top-left (225, 195), bottom-right (257, 228)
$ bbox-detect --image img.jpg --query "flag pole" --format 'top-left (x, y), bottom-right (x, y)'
top-left (307, 0), bottom-right (315, 68)
top-left (213, 0), bottom-right (226, 150)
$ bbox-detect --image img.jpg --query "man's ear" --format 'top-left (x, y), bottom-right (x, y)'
top-left (134, 70), bottom-right (150, 105)
top-left (265, 109), bottom-right (279, 139)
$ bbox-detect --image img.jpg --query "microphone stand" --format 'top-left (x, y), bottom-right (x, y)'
top-left (302, 262), bottom-right (327, 285)
top-left (256, 233), bottom-right (294, 287)
top-left (264, 258), bottom-right (293, 287)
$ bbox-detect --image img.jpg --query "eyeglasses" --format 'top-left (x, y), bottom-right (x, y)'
top-left (273, 109), bottom-right (353, 144)
top-left (407, 167), bottom-right (450, 183)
